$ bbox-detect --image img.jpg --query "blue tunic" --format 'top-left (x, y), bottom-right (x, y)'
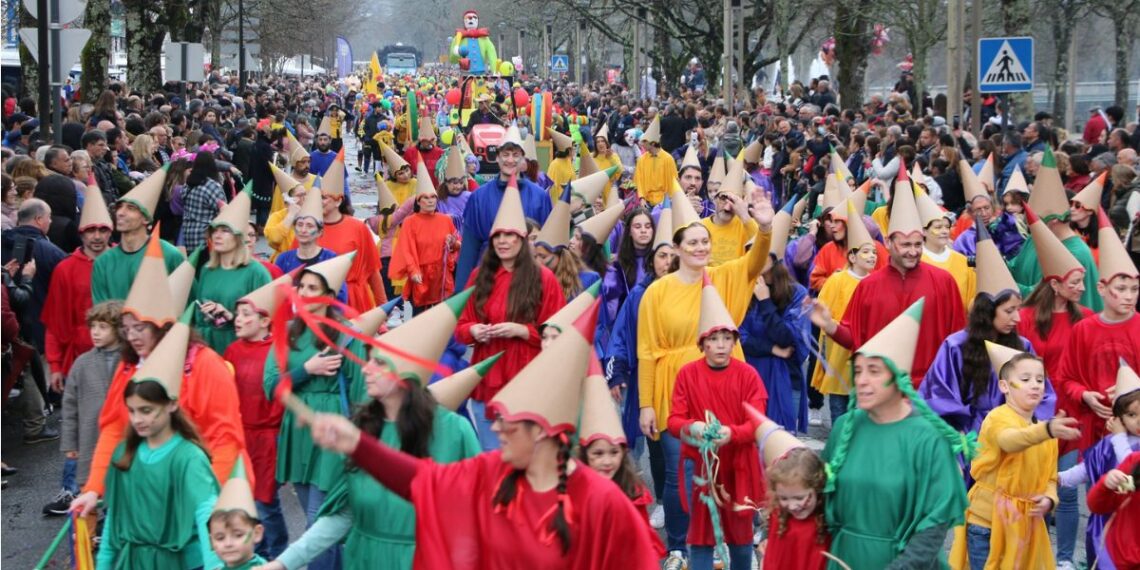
top-left (739, 285), bottom-right (811, 432)
top-left (275, 247), bottom-right (349, 304)
top-left (454, 176), bottom-right (553, 289)
top-left (604, 278), bottom-right (653, 447)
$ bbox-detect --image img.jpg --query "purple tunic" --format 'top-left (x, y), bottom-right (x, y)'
top-left (1081, 434), bottom-right (1140, 570)
top-left (950, 212), bottom-right (1024, 258)
top-left (436, 190), bottom-right (472, 232)
top-left (600, 251), bottom-right (648, 349)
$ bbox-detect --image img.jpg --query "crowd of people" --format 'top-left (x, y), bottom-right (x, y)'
top-left (2, 60), bottom-right (1140, 570)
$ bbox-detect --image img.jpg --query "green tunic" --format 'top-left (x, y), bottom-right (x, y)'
top-left (193, 262), bottom-right (272, 353)
top-left (822, 410), bottom-right (967, 570)
top-left (210, 554), bottom-right (267, 570)
top-left (1007, 234), bottom-right (1102, 311)
top-left (99, 434), bottom-right (220, 570)
top-left (264, 327), bottom-right (368, 491)
top-left (91, 237), bottom-right (186, 303)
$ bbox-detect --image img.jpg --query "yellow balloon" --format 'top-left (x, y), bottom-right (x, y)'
top-left (499, 61), bottom-right (515, 76)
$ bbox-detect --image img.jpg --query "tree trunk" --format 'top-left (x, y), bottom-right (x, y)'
top-left (19, 5), bottom-right (39, 102)
top-left (1049, 14), bottom-right (1070, 125)
top-left (80, 0), bottom-right (111, 104)
top-left (774, 0), bottom-right (790, 90)
top-left (1111, 16), bottom-right (1132, 108)
top-left (834, 0), bottom-right (874, 107)
top-left (999, 0), bottom-right (1034, 118)
top-left (124, 0), bottom-right (164, 93)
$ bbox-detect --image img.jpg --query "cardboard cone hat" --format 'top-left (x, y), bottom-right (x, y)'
top-left (490, 299), bottom-right (600, 435)
top-left (985, 340), bottom-right (1026, 376)
top-left (418, 116), bottom-right (437, 141)
top-left (1097, 206), bottom-right (1140, 282)
top-left (708, 155), bottom-right (727, 186)
top-left (536, 185), bottom-right (572, 250)
top-left (642, 115), bottom-right (661, 144)
top-left (680, 144), bottom-right (701, 171)
top-left (238, 273), bottom-right (294, 317)
top-left (1006, 165), bottom-right (1031, 196)
top-left (78, 182), bottom-right (113, 230)
top-left (697, 271), bottom-right (737, 344)
top-left (270, 163), bottom-right (305, 196)
top-left (910, 161), bottom-right (926, 186)
top-left (670, 183), bottom-right (702, 235)
top-left (1028, 147), bottom-right (1067, 219)
top-left (830, 146), bottom-right (854, 181)
top-left (414, 160), bottom-right (437, 198)
top-left (213, 459), bottom-right (258, 518)
top-left (850, 180), bottom-right (871, 216)
top-left (490, 175), bottom-right (528, 237)
top-left (289, 143), bottom-right (310, 166)
top-left (1114, 358), bottom-right (1140, 403)
top-left (118, 167), bottom-right (168, 221)
top-left (502, 123), bottom-right (525, 152)
top-left (844, 199), bottom-right (875, 252)
top-left (578, 202), bottom-right (624, 242)
top-left (547, 128), bottom-right (574, 152)
top-left (284, 129), bottom-right (305, 158)
top-left (123, 225), bottom-right (178, 326)
top-left (595, 122), bottom-right (610, 143)
top-left (769, 207), bottom-right (793, 262)
top-left (887, 163), bottom-right (923, 237)
top-left (822, 172), bottom-right (851, 210)
top-left (915, 185), bottom-right (947, 228)
top-left (521, 132), bottom-right (538, 161)
top-left (543, 281), bottom-right (601, 333)
top-left (578, 145), bottom-right (600, 177)
top-left (653, 195), bottom-right (674, 250)
top-left (975, 217), bottom-right (1019, 298)
top-left (317, 116), bottom-right (333, 136)
top-left (855, 298), bottom-right (923, 376)
top-left (748, 408), bottom-right (805, 467)
top-left (978, 153), bottom-right (995, 193)
top-left (428, 353), bottom-right (504, 411)
top-left (791, 193), bottom-right (808, 222)
top-left (1024, 203), bottom-right (1083, 281)
top-left (305, 251), bottom-right (355, 292)
top-left (168, 258), bottom-right (197, 313)
top-left (380, 143), bottom-right (410, 171)
top-left (374, 288), bottom-right (474, 385)
top-left (319, 150), bottom-right (346, 197)
top-left (569, 168), bottom-right (613, 207)
top-left (742, 140), bottom-right (763, 165)
top-left (958, 159), bottom-right (989, 203)
top-left (1071, 171), bottom-right (1108, 211)
top-left (373, 176), bottom-right (399, 212)
top-left (350, 298), bottom-right (404, 337)
top-left (210, 184), bottom-right (253, 234)
top-left (718, 154), bottom-right (747, 198)
top-left (444, 145), bottom-right (466, 181)
top-left (132, 307), bottom-right (192, 399)
top-left (579, 364), bottom-right (626, 446)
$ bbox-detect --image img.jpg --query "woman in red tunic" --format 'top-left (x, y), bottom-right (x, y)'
top-left (455, 177), bottom-right (565, 451)
top-left (389, 166), bottom-right (459, 315)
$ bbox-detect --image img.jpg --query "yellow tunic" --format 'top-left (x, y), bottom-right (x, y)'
top-left (923, 248), bottom-right (977, 312)
top-left (634, 151), bottom-right (679, 206)
top-left (387, 179), bottom-right (417, 207)
top-left (949, 404), bottom-right (1058, 569)
top-left (546, 157), bottom-right (576, 204)
top-left (593, 151), bottom-right (623, 199)
top-left (637, 228), bottom-right (772, 431)
top-left (700, 216), bottom-right (758, 267)
top-left (269, 171), bottom-right (317, 220)
top-left (872, 205), bottom-right (890, 235)
top-left (811, 269), bottom-right (864, 395)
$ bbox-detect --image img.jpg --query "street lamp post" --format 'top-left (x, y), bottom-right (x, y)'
top-left (238, 0), bottom-right (245, 91)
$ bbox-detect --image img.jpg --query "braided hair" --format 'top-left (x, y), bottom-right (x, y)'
top-left (492, 426), bottom-right (574, 554)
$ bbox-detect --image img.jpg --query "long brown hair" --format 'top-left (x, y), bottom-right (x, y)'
top-left (765, 253), bottom-right (796, 310)
top-left (1023, 279), bottom-right (1085, 338)
top-left (550, 247), bottom-right (587, 300)
top-left (113, 380), bottom-right (209, 471)
top-left (351, 351), bottom-right (437, 459)
top-left (288, 270), bottom-right (344, 351)
top-left (472, 237), bottom-right (544, 323)
top-left (962, 291), bottom-right (1024, 406)
top-left (766, 447), bottom-right (827, 543)
top-left (577, 441), bottom-right (645, 502)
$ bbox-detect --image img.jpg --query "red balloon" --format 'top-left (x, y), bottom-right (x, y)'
top-left (445, 88), bottom-right (461, 106)
top-left (513, 88), bottom-right (530, 108)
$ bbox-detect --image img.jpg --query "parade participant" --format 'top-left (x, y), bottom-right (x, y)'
top-left (572, 202), bottom-right (625, 279)
top-left (591, 133), bottom-right (623, 202)
top-left (807, 196), bottom-right (888, 292)
top-left (810, 165), bottom-right (964, 387)
top-left (638, 185), bottom-right (772, 565)
top-left (670, 152), bottom-right (713, 220)
top-left (1069, 172), bottom-right (1107, 263)
top-left (822, 300), bottom-right (970, 569)
top-left (456, 179), bottom-right (565, 450)
top-left (264, 174), bottom-right (314, 261)
top-left (522, 134), bottom-right (556, 193)
top-left (601, 206), bottom-right (653, 318)
top-left (208, 467), bottom-right (268, 570)
top-left (402, 117), bottom-right (443, 187)
top-left (436, 145), bottom-right (472, 229)
top-left (305, 304), bottom-right (664, 568)
top-left (949, 155), bottom-right (996, 240)
top-left (546, 129), bottom-right (577, 202)
top-left (274, 185), bottom-right (347, 303)
top-left (915, 185), bottom-right (975, 311)
top-left (667, 273), bottom-right (768, 570)
top-left (311, 152), bottom-right (386, 311)
top-left (380, 143), bottom-right (416, 204)
top-left (310, 132), bottom-right (350, 201)
top-left (534, 185), bottom-right (600, 301)
top-left (389, 161), bottom-right (460, 314)
top-left (811, 199), bottom-right (879, 422)
top-left (950, 347), bottom-right (1077, 569)
top-left (268, 141), bottom-right (317, 217)
top-left (699, 159), bottom-right (759, 267)
top-left (91, 168), bottom-right (185, 303)
top-left (455, 124), bottom-right (553, 290)
top-left (193, 190), bottom-right (272, 352)
top-left (1087, 450), bottom-right (1140, 569)
top-left (634, 116), bottom-right (679, 206)
top-left (95, 313), bottom-right (221, 570)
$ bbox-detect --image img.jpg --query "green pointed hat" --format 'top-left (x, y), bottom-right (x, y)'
top-left (372, 288), bottom-right (473, 385)
top-left (209, 182), bottom-right (253, 235)
top-left (542, 281), bottom-right (602, 334)
top-left (427, 353), bottom-right (503, 411)
top-left (1028, 146), bottom-right (1068, 221)
top-left (855, 298), bottom-right (924, 377)
top-left (131, 307), bottom-right (193, 399)
top-left (212, 458), bottom-right (257, 518)
top-left (117, 166), bottom-right (169, 221)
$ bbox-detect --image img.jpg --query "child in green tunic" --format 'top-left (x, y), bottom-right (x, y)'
top-left (194, 210), bottom-right (271, 353)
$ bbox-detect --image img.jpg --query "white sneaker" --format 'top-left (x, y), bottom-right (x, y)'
top-left (1055, 561), bottom-right (1077, 570)
top-left (663, 550), bottom-right (687, 570)
top-left (809, 408), bottom-right (823, 426)
top-left (649, 504), bottom-right (665, 529)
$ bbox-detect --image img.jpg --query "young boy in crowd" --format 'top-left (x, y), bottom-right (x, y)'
top-left (209, 467), bottom-right (267, 570)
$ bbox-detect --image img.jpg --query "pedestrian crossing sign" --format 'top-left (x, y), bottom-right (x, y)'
top-left (551, 54), bottom-right (569, 74)
top-left (978, 37), bottom-right (1034, 93)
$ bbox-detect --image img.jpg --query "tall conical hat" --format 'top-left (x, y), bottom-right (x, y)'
top-left (74, 182), bottom-right (113, 234)
top-left (697, 271), bottom-right (737, 343)
top-left (642, 115), bottom-right (661, 144)
top-left (978, 153), bottom-right (996, 193)
top-left (428, 353), bottom-right (504, 411)
top-left (569, 168), bottom-right (615, 208)
top-left (1024, 203), bottom-right (1083, 281)
top-left (304, 251), bottom-right (355, 292)
top-left (653, 195), bottom-right (674, 250)
top-left (325, 149), bottom-right (348, 197)
top-left (501, 123), bottom-right (525, 152)
top-left (914, 185), bottom-right (948, 228)
top-left (380, 143), bottom-right (410, 171)
top-left (910, 161), bottom-right (926, 186)
top-left (209, 183), bottom-right (253, 234)
top-left (1114, 358), bottom-right (1140, 403)
top-left (594, 122), bottom-right (610, 142)
top-left (1028, 147), bottom-right (1067, 220)
top-left (1005, 165), bottom-right (1030, 196)
top-left (317, 116), bottom-right (333, 136)
top-left (828, 193), bottom-right (859, 221)
top-left (671, 182), bottom-right (703, 232)
top-left (457, 132), bottom-right (475, 157)
top-left (417, 116), bottom-right (437, 141)
top-left (1071, 171), bottom-right (1108, 211)
top-left (284, 129), bottom-right (305, 157)
top-left (168, 259), bottom-right (197, 313)
top-left (536, 185), bottom-right (572, 250)
top-left (742, 140), bottom-right (763, 164)
top-left (821, 172), bottom-right (851, 210)
top-left (547, 128), bottom-right (573, 152)
top-left (748, 408), bottom-right (805, 467)
top-left (1097, 206), bottom-right (1140, 283)
top-left (579, 363), bottom-right (626, 446)
top-left (985, 340), bottom-right (1026, 377)
top-left (577, 202), bottom-right (624, 242)
top-left (295, 182), bottom-right (325, 222)
top-left (829, 146), bottom-right (854, 181)
top-left (708, 155), bottom-right (727, 186)
top-left (490, 175), bottom-right (528, 238)
top-left (718, 153), bottom-right (747, 198)
top-left (521, 132), bottom-right (538, 161)
top-left (975, 217), bottom-right (1020, 298)
top-left (489, 300), bottom-right (599, 435)
top-left (238, 273), bottom-right (294, 317)
top-left (373, 289), bottom-right (473, 386)
top-left (791, 193), bottom-right (808, 222)
top-left (350, 298), bottom-right (403, 337)
top-left (373, 176), bottom-right (399, 212)
top-left (849, 179), bottom-right (871, 217)
top-left (270, 163), bottom-right (305, 196)
top-left (887, 162), bottom-right (923, 237)
top-left (680, 144), bottom-right (701, 171)
top-left (958, 159), bottom-right (989, 203)
top-left (769, 208), bottom-right (793, 262)
top-left (289, 142), bottom-right (310, 166)
top-left (855, 298), bottom-right (924, 376)
top-left (578, 144), bottom-right (600, 177)
top-left (123, 225), bottom-right (177, 326)
top-left (131, 307), bottom-right (192, 399)
top-left (444, 145), bottom-right (466, 180)
top-left (118, 167), bottom-right (168, 221)
top-left (542, 281), bottom-right (601, 333)
top-left (414, 160), bottom-right (437, 198)
top-left (844, 199), bottom-right (875, 252)
top-left (213, 459), bottom-right (257, 518)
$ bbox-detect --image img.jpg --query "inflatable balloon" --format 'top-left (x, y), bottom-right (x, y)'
top-left (446, 88), bottom-right (462, 106)
top-left (458, 46), bottom-right (469, 58)
top-left (498, 61), bottom-right (514, 76)
top-left (513, 87), bottom-right (530, 108)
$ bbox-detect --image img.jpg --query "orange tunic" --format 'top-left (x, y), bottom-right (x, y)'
top-left (389, 212), bottom-right (459, 307)
top-left (316, 215), bottom-right (385, 312)
top-left (808, 240), bottom-right (889, 291)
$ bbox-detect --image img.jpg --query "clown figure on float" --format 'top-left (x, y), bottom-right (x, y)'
top-left (450, 10), bottom-right (500, 75)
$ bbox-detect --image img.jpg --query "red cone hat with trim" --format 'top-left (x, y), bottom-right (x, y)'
top-left (1097, 206), bottom-right (1139, 283)
top-left (697, 271), bottom-right (737, 344)
top-left (372, 288), bottom-right (474, 385)
top-left (1114, 358), bottom-right (1140, 403)
top-left (123, 224), bottom-right (177, 327)
top-left (490, 175), bottom-right (528, 238)
top-left (305, 251), bottom-right (355, 292)
top-left (579, 358), bottom-right (626, 447)
top-left (428, 353), bottom-right (504, 411)
top-left (985, 340), bottom-right (1025, 376)
top-left (537, 185), bottom-right (572, 250)
top-left (578, 202), bottom-right (624, 242)
top-left (131, 307), bottom-right (193, 399)
top-left (319, 149), bottom-right (346, 197)
top-left (118, 167), bottom-right (168, 221)
top-left (1028, 147), bottom-right (1067, 219)
top-left (78, 181), bottom-right (113, 231)
top-left (975, 216), bottom-right (1019, 298)
top-left (747, 405), bottom-right (805, 467)
top-left (887, 162), bottom-right (922, 237)
top-left (1024, 203), bottom-right (1083, 282)
top-left (238, 273), bottom-right (294, 317)
top-left (1070, 171), bottom-right (1108, 212)
top-left (855, 298), bottom-right (924, 377)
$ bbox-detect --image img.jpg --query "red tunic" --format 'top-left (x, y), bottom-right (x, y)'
top-left (40, 249), bottom-right (94, 376)
top-left (455, 265), bottom-right (565, 405)
top-left (223, 337), bottom-right (282, 503)
top-left (403, 145), bottom-right (445, 187)
top-left (762, 511), bottom-right (830, 570)
top-left (315, 214), bottom-right (383, 312)
top-left (832, 263), bottom-right (965, 386)
top-left (389, 212), bottom-right (459, 306)
top-left (1017, 305), bottom-right (1094, 455)
top-left (809, 240), bottom-right (888, 291)
top-left (667, 358), bottom-right (768, 546)
top-left (259, 259), bottom-right (284, 279)
top-left (1056, 314), bottom-right (1140, 451)
top-left (1086, 451), bottom-right (1140, 569)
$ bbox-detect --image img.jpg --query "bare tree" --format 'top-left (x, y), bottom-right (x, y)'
top-left (1046, 0), bottom-right (1088, 124)
top-left (833, 0), bottom-right (876, 106)
top-left (1090, 0), bottom-right (1140, 107)
top-left (79, 0), bottom-right (112, 103)
top-left (883, 0), bottom-right (946, 110)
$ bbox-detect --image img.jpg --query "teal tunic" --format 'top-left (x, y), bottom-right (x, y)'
top-left (98, 434), bottom-right (220, 570)
top-left (264, 326), bottom-right (368, 491)
top-left (91, 237), bottom-right (186, 303)
top-left (211, 553), bottom-right (267, 570)
top-left (193, 262), bottom-right (272, 353)
top-left (1007, 234), bottom-right (1102, 311)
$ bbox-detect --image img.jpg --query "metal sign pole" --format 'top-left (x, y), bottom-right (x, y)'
top-left (35, 0), bottom-right (50, 143)
top-left (49, 0), bottom-right (62, 143)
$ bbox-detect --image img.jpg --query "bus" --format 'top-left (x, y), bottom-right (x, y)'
top-left (377, 43), bottom-right (420, 76)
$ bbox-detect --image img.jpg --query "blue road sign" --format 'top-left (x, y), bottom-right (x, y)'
top-left (978, 37), bottom-right (1034, 93)
top-left (551, 54), bottom-right (569, 74)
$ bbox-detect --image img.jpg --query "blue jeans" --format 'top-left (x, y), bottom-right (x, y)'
top-left (61, 457), bottom-right (78, 494)
top-left (690, 544), bottom-right (753, 570)
top-left (294, 483), bottom-right (342, 570)
top-left (468, 400), bottom-right (501, 451)
top-left (966, 524), bottom-right (992, 570)
top-left (660, 432), bottom-right (694, 554)
top-left (1055, 450), bottom-right (1079, 563)
top-left (646, 436), bottom-right (666, 501)
top-left (828, 395), bottom-right (849, 424)
top-left (256, 493), bottom-right (289, 560)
